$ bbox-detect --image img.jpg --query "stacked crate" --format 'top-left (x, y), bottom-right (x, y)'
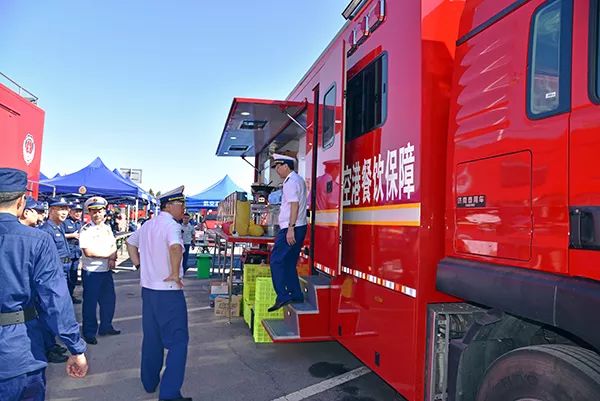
top-left (242, 264), bottom-right (271, 328)
top-left (253, 277), bottom-right (284, 343)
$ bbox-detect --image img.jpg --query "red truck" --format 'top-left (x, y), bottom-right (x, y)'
top-left (217, 0), bottom-right (600, 399)
top-left (0, 73), bottom-right (45, 197)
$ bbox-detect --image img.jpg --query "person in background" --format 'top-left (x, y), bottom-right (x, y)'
top-left (33, 201), bottom-right (46, 227)
top-left (267, 154), bottom-right (308, 312)
top-left (63, 200), bottom-right (83, 304)
top-left (140, 209), bottom-right (154, 226)
top-left (181, 213), bottom-right (195, 273)
top-left (18, 196), bottom-right (40, 227)
top-left (127, 186), bottom-right (192, 401)
top-left (0, 168), bottom-right (88, 401)
top-left (40, 196), bottom-right (75, 363)
top-left (79, 196), bottom-right (120, 345)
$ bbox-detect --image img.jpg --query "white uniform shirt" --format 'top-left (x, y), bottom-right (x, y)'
top-left (180, 223), bottom-right (194, 245)
top-left (278, 170), bottom-right (308, 229)
top-left (79, 222), bottom-right (117, 272)
top-left (127, 211), bottom-right (184, 291)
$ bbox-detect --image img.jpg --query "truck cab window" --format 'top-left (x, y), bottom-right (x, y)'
top-left (346, 53), bottom-right (388, 141)
top-left (527, 0), bottom-right (572, 118)
top-left (322, 85), bottom-right (336, 149)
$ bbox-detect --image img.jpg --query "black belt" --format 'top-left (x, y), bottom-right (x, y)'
top-left (0, 307), bottom-right (38, 326)
top-left (61, 257), bottom-right (71, 263)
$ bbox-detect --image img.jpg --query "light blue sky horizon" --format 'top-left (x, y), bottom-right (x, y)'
top-left (0, 0), bottom-right (348, 195)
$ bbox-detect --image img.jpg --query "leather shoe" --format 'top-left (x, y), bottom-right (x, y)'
top-left (47, 350), bottom-right (68, 363)
top-left (49, 344), bottom-right (67, 354)
top-left (83, 336), bottom-right (97, 345)
top-left (267, 299), bottom-right (292, 312)
top-left (71, 297), bottom-right (82, 304)
top-left (159, 398), bottom-right (192, 401)
top-left (98, 329), bottom-right (121, 336)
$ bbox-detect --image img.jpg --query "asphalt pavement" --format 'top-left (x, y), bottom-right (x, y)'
top-left (45, 254), bottom-right (404, 401)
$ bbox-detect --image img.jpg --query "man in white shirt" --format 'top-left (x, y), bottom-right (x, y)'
top-left (180, 213), bottom-right (195, 273)
top-left (126, 186), bottom-right (192, 401)
top-left (79, 196), bottom-right (119, 345)
top-left (268, 154), bottom-right (308, 312)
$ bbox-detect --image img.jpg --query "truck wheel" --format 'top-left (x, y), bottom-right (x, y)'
top-left (476, 345), bottom-right (600, 401)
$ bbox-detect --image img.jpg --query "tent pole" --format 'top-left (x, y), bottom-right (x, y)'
top-left (134, 199), bottom-right (139, 224)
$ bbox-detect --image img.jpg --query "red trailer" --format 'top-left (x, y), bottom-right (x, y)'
top-left (0, 73), bottom-right (45, 197)
top-left (216, 0), bottom-right (600, 399)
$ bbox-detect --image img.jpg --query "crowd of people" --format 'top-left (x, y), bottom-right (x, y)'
top-left (1, 153), bottom-right (307, 401)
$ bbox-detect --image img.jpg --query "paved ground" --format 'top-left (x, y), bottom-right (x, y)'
top-left (46, 254), bottom-right (404, 401)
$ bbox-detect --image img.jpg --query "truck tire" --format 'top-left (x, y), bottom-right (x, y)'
top-left (476, 345), bottom-right (600, 401)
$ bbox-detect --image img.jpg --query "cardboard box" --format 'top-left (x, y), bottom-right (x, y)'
top-left (209, 281), bottom-right (229, 301)
top-left (214, 295), bottom-right (241, 317)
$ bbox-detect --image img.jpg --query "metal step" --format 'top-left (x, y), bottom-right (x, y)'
top-left (262, 319), bottom-right (300, 341)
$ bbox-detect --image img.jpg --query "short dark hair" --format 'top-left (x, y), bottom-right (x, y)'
top-left (0, 191), bottom-right (25, 207)
top-left (183, 213), bottom-right (190, 217)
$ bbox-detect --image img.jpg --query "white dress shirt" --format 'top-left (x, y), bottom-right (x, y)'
top-left (127, 211), bottom-right (184, 290)
top-left (79, 222), bottom-right (116, 272)
top-left (278, 170), bottom-right (308, 229)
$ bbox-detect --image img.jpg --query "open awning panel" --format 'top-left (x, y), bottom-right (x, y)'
top-left (216, 97), bottom-right (307, 157)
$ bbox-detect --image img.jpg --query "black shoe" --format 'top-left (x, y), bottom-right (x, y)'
top-left (47, 350), bottom-right (68, 363)
top-left (159, 398), bottom-right (192, 401)
top-left (83, 336), bottom-right (97, 345)
top-left (98, 329), bottom-right (121, 336)
top-left (49, 344), bottom-right (67, 354)
top-left (267, 299), bottom-right (292, 312)
top-left (71, 297), bottom-right (82, 304)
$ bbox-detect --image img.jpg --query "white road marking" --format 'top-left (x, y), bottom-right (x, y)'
top-left (271, 366), bottom-right (371, 401)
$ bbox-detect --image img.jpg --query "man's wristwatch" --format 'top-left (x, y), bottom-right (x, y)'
top-left (289, 224), bottom-right (295, 227)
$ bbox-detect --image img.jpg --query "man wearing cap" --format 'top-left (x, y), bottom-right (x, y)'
top-left (268, 154), bottom-right (308, 312)
top-left (39, 196), bottom-right (75, 363)
top-left (79, 196), bottom-right (120, 345)
top-left (19, 196), bottom-right (40, 227)
top-left (0, 168), bottom-right (88, 400)
top-left (63, 201), bottom-right (84, 304)
top-left (33, 201), bottom-right (47, 227)
top-left (127, 186), bottom-right (192, 401)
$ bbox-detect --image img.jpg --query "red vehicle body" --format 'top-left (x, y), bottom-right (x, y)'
top-left (217, 1), bottom-right (600, 399)
top-left (0, 74), bottom-right (45, 197)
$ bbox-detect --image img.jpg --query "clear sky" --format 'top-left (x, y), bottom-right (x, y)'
top-left (0, 0), bottom-right (348, 195)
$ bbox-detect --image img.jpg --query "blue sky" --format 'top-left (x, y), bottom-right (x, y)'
top-left (0, 0), bottom-right (348, 195)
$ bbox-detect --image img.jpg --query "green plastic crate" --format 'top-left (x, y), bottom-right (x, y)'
top-left (243, 299), bottom-right (253, 328)
top-left (252, 277), bottom-right (284, 343)
top-left (243, 264), bottom-right (271, 304)
top-left (195, 254), bottom-right (211, 279)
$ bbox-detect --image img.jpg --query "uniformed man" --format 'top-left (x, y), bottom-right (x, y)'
top-left (267, 154), bottom-right (308, 312)
top-left (18, 196), bottom-right (40, 227)
top-left (33, 201), bottom-right (46, 227)
top-left (63, 200), bottom-right (83, 304)
top-left (0, 168), bottom-right (88, 401)
top-left (79, 196), bottom-right (120, 345)
top-left (39, 196), bottom-right (75, 363)
top-left (127, 186), bottom-right (192, 401)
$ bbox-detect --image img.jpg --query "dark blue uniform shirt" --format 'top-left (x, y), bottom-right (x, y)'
top-left (0, 213), bottom-right (86, 379)
top-left (40, 219), bottom-right (70, 259)
top-left (62, 217), bottom-right (82, 260)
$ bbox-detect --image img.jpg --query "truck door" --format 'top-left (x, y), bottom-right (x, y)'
top-left (311, 40), bottom-right (347, 276)
top-left (569, 0), bottom-right (600, 280)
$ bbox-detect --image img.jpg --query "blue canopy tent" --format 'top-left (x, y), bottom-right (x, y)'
top-left (38, 172), bottom-right (56, 195)
top-left (39, 157), bottom-right (144, 198)
top-left (186, 175), bottom-right (246, 211)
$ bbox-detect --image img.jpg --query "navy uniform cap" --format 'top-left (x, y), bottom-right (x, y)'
top-left (33, 200), bottom-right (46, 212)
top-left (0, 168), bottom-right (28, 193)
top-left (159, 185), bottom-right (185, 204)
top-left (49, 197), bottom-right (69, 207)
top-left (84, 196), bottom-right (108, 210)
top-left (271, 153), bottom-right (295, 168)
top-left (24, 196), bottom-right (38, 210)
top-left (70, 200), bottom-right (83, 210)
